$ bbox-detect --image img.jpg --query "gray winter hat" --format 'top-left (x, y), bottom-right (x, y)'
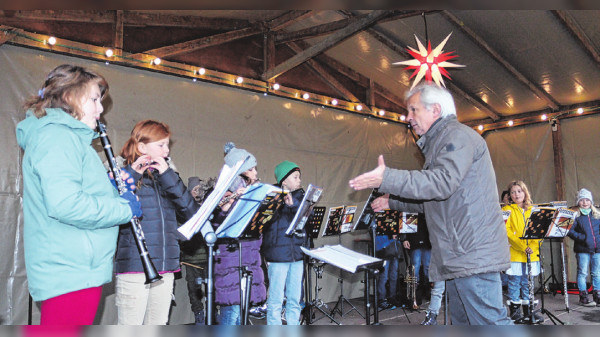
top-left (577, 188), bottom-right (593, 205)
top-left (223, 142), bottom-right (257, 173)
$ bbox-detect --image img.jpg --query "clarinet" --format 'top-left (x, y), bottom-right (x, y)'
top-left (97, 121), bottom-right (162, 284)
top-left (526, 244), bottom-right (536, 324)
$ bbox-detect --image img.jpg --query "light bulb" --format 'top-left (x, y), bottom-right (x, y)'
top-left (400, 115), bottom-right (406, 121)
top-left (272, 83), bottom-right (280, 90)
top-left (541, 114), bottom-right (547, 120)
top-left (199, 68), bottom-right (206, 75)
top-left (236, 77), bottom-right (244, 84)
top-left (47, 36), bottom-right (56, 45)
top-left (378, 109), bottom-right (385, 116)
top-left (508, 120), bottom-right (514, 126)
top-left (577, 107), bottom-right (584, 114)
top-left (152, 58), bottom-right (161, 65)
top-left (356, 105), bottom-right (363, 111)
top-left (302, 93), bottom-right (309, 99)
top-left (331, 99), bottom-right (338, 106)
top-left (105, 49), bottom-right (114, 57)
top-left (478, 125), bottom-right (484, 131)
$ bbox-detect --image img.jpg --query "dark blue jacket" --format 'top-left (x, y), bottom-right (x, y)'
top-left (115, 167), bottom-right (198, 273)
top-left (568, 212), bottom-right (600, 254)
top-left (261, 188), bottom-right (308, 262)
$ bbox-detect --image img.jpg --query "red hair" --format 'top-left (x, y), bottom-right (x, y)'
top-left (120, 120), bottom-right (171, 165)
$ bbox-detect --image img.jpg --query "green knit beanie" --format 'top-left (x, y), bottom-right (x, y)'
top-left (274, 160), bottom-right (300, 185)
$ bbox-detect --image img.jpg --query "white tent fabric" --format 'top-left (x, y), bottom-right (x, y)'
top-left (1, 44), bottom-right (600, 324)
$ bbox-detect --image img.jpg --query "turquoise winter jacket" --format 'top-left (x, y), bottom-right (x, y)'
top-left (16, 109), bottom-right (133, 301)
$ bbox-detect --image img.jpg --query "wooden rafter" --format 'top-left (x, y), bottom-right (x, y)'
top-left (266, 10), bottom-right (313, 31)
top-left (112, 10), bottom-right (123, 52)
top-left (286, 41), bottom-right (362, 104)
top-left (553, 10), bottom-right (600, 65)
top-left (0, 25), bottom-right (17, 45)
top-left (0, 10), bottom-right (251, 30)
top-left (441, 10), bottom-right (560, 111)
top-left (276, 10), bottom-right (429, 45)
top-left (261, 10), bottom-right (390, 81)
top-left (131, 25), bottom-right (264, 59)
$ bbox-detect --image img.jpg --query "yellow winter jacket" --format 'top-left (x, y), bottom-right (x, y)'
top-left (502, 204), bottom-right (541, 263)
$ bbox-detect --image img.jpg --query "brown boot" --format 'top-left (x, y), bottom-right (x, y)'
top-left (579, 291), bottom-right (597, 307)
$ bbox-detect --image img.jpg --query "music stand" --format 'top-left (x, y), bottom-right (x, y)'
top-left (215, 182), bottom-right (285, 325)
top-left (306, 206), bottom-right (326, 239)
top-left (322, 206), bottom-right (364, 320)
top-left (521, 207), bottom-right (567, 325)
top-left (301, 245), bottom-right (384, 325)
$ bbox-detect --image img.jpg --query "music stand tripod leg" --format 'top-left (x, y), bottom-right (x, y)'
top-left (536, 241), bottom-right (564, 325)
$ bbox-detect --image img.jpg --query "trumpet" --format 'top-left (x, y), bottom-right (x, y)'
top-left (405, 264), bottom-right (418, 310)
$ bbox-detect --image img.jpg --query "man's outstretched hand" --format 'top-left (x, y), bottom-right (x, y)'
top-left (349, 155), bottom-right (386, 191)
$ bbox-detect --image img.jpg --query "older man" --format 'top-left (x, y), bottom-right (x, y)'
top-left (349, 83), bottom-right (512, 325)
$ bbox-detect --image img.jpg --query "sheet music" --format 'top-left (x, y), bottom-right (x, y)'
top-left (178, 159), bottom-right (246, 240)
top-left (285, 184), bottom-right (323, 235)
top-left (301, 244), bottom-right (382, 273)
top-left (341, 205), bottom-right (357, 233)
top-left (546, 208), bottom-right (575, 238)
top-left (399, 212), bottom-right (418, 233)
top-left (215, 183), bottom-right (283, 238)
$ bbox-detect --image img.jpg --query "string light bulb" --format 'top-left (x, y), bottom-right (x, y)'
top-left (152, 57), bottom-right (161, 65)
top-left (577, 107), bottom-right (584, 114)
top-left (236, 76), bottom-right (244, 84)
top-left (272, 83), bottom-right (280, 90)
top-left (198, 68), bottom-right (206, 75)
top-left (400, 115), bottom-right (406, 121)
top-left (478, 125), bottom-right (484, 131)
top-left (541, 114), bottom-right (547, 121)
top-left (356, 105), bottom-right (363, 111)
top-left (508, 120), bottom-right (514, 126)
top-left (105, 49), bottom-right (113, 57)
top-left (378, 109), bottom-right (385, 116)
top-left (302, 93), bottom-right (310, 99)
top-left (47, 36), bottom-right (56, 45)
top-left (331, 99), bottom-right (338, 106)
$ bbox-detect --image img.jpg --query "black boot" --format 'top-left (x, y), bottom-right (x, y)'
top-left (579, 290), bottom-right (597, 307)
top-left (194, 310), bottom-right (205, 325)
top-left (522, 302), bottom-right (545, 324)
top-left (507, 300), bottom-right (524, 323)
top-left (420, 311), bottom-right (438, 325)
top-left (593, 290), bottom-right (600, 307)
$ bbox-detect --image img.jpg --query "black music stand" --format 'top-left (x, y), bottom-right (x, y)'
top-left (322, 206), bottom-right (364, 320)
top-left (301, 245), bottom-right (384, 325)
top-left (373, 211), bottom-right (412, 322)
top-left (215, 183), bottom-right (285, 325)
top-left (521, 207), bottom-right (564, 325)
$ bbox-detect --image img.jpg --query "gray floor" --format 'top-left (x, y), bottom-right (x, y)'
top-left (249, 289), bottom-right (600, 325)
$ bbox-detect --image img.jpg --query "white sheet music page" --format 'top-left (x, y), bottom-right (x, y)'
top-left (301, 244), bottom-right (382, 273)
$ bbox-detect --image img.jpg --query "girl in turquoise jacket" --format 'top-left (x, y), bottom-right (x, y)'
top-left (16, 64), bottom-right (141, 325)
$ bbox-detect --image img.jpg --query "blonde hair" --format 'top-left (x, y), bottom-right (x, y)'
top-left (507, 180), bottom-right (533, 209)
top-left (23, 64), bottom-right (108, 119)
top-left (120, 120), bottom-right (171, 166)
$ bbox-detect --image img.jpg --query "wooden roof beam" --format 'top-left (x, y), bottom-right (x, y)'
top-left (553, 10), bottom-right (600, 65)
top-left (441, 10), bottom-right (560, 111)
top-left (130, 25), bottom-right (265, 59)
top-left (266, 10), bottom-right (313, 31)
top-left (0, 10), bottom-right (114, 23)
top-left (261, 10), bottom-right (390, 81)
top-left (286, 41), bottom-right (362, 104)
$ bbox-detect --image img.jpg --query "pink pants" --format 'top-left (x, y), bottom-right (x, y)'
top-left (40, 286), bottom-right (102, 325)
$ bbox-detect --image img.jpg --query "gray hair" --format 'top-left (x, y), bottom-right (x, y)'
top-left (405, 83), bottom-right (456, 118)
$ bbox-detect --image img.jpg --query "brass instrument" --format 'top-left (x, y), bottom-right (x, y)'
top-left (405, 264), bottom-right (418, 310)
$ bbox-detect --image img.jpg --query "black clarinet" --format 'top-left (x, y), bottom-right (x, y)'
top-left (97, 121), bottom-right (162, 284)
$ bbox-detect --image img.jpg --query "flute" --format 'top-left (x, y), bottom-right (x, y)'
top-left (97, 121), bottom-right (162, 284)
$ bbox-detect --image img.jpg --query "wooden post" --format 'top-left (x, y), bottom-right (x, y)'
top-left (551, 118), bottom-right (564, 201)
